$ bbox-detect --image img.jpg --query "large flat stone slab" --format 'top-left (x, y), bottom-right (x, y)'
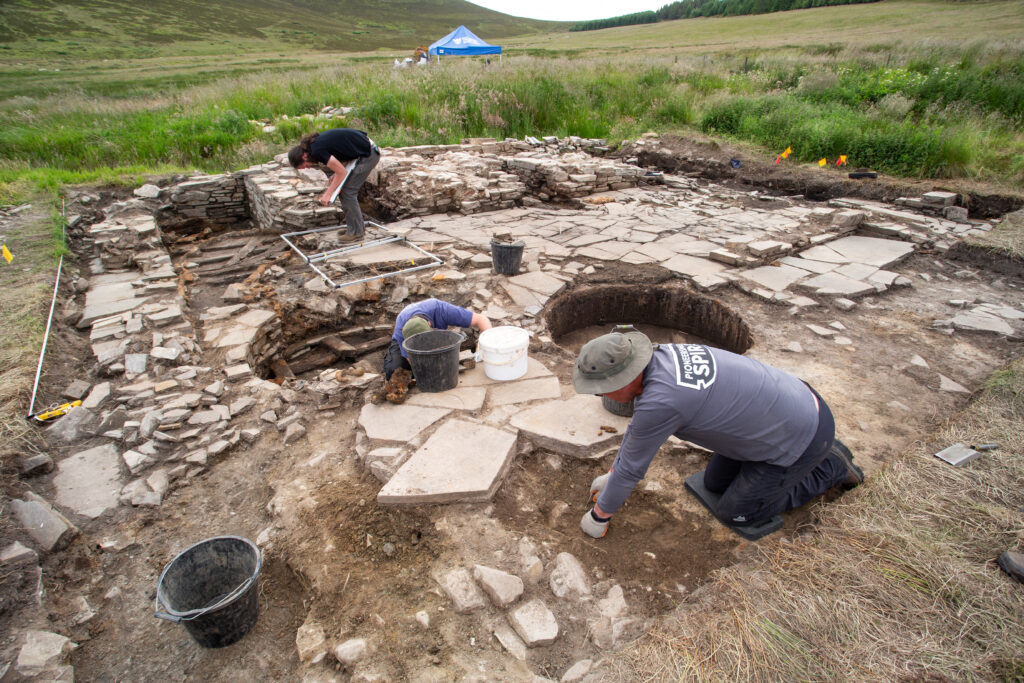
top-left (458, 356), bottom-right (553, 388)
top-left (378, 419), bottom-right (518, 504)
top-left (78, 296), bottom-right (149, 329)
top-left (406, 386), bottom-right (487, 411)
top-left (334, 243), bottom-right (426, 266)
top-left (779, 256), bottom-right (838, 274)
top-left (358, 403), bottom-right (451, 442)
top-left (510, 395), bottom-right (631, 458)
top-left (507, 271), bottom-right (568, 297)
top-left (53, 444), bottom-right (122, 518)
top-left (827, 235), bottom-right (915, 268)
top-left (488, 376), bottom-right (562, 406)
top-left (659, 254), bottom-right (726, 278)
top-left (797, 272), bottom-right (877, 298)
top-left (737, 264), bottom-right (808, 292)
top-left (949, 310), bottom-right (1014, 335)
top-left (509, 599), bottom-right (559, 647)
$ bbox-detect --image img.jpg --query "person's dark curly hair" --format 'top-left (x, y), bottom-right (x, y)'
top-left (288, 132), bottom-right (320, 168)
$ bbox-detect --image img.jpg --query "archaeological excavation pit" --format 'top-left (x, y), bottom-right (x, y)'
top-left (35, 134), bottom-right (1024, 680)
top-left (544, 281), bottom-right (754, 354)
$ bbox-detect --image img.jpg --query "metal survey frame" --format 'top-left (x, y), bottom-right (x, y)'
top-left (280, 220), bottom-right (443, 289)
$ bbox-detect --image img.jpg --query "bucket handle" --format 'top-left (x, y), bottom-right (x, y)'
top-left (403, 330), bottom-right (466, 356)
top-left (154, 545), bottom-right (262, 623)
top-left (480, 346), bottom-right (526, 366)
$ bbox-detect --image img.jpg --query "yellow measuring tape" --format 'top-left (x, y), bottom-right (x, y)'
top-left (31, 400), bottom-right (81, 423)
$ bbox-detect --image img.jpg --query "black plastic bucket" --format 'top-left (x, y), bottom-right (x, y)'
top-left (491, 239), bottom-right (525, 275)
top-left (602, 395), bottom-right (635, 417)
top-left (155, 536), bottom-right (262, 648)
top-left (402, 329), bottom-right (465, 392)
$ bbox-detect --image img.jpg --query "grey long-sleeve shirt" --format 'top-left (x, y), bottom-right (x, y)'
top-left (597, 344), bottom-right (819, 515)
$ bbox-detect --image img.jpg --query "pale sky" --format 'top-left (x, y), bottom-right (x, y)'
top-left (465, 0), bottom-right (669, 22)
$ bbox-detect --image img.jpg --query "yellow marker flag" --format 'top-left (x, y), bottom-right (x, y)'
top-left (783, 146), bottom-right (792, 158)
top-left (818, 158), bottom-right (827, 167)
top-left (837, 155), bottom-right (847, 166)
top-left (2, 244), bottom-right (12, 264)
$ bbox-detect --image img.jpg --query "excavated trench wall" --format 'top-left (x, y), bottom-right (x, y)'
top-left (545, 283), bottom-right (754, 354)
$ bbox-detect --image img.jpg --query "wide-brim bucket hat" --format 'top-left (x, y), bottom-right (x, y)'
top-left (572, 330), bottom-right (654, 395)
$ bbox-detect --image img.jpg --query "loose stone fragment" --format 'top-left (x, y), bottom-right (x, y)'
top-left (473, 565), bottom-right (524, 608)
top-left (508, 599), bottom-right (559, 646)
top-left (549, 552), bottom-right (591, 598)
top-left (434, 568), bottom-right (487, 613)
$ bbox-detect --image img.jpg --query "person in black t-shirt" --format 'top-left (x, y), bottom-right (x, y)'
top-left (288, 128), bottom-right (381, 240)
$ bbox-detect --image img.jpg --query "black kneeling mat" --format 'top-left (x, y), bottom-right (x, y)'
top-left (684, 470), bottom-right (784, 541)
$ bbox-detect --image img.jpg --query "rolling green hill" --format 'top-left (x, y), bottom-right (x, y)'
top-left (0, 0), bottom-right (560, 59)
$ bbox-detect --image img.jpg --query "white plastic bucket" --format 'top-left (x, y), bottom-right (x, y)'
top-left (477, 326), bottom-right (529, 381)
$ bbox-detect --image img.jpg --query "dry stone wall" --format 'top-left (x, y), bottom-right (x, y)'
top-left (245, 160), bottom-right (345, 233)
top-left (156, 174), bottom-right (249, 231)
top-left (156, 137), bottom-right (642, 235)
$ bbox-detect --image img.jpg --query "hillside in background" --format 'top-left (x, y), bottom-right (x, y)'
top-left (0, 0), bottom-right (558, 58)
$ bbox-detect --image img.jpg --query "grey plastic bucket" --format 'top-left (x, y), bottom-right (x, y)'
top-left (155, 535), bottom-right (262, 648)
top-left (402, 329), bottom-right (465, 392)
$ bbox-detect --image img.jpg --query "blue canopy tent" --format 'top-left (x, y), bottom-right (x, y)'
top-left (428, 25), bottom-right (502, 64)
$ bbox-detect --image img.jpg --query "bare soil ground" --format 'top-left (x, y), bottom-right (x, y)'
top-left (3, 146), bottom-right (1022, 681)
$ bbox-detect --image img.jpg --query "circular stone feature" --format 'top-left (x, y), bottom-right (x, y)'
top-left (544, 283), bottom-right (753, 354)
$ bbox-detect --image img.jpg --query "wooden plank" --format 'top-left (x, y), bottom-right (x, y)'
top-left (287, 348), bottom-right (339, 375)
top-left (270, 358), bottom-right (296, 380)
top-left (319, 335), bottom-right (357, 357)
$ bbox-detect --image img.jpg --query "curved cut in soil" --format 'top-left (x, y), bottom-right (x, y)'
top-left (545, 282), bottom-right (754, 354)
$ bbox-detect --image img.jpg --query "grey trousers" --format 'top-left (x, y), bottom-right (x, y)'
top-left (338, 148), bottom-right (380, 236)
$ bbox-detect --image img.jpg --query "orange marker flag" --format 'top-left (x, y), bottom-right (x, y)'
top-left (775, 155), bottom-right (782, 164)
top-left (836, 155), bottom-right (847, 166)
top-left (818, 158), bottom-right (827, 167)
top-left (2, 244), bottom-right (12, 264)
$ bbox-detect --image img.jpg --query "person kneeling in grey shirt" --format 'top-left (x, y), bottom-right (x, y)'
top-left (572, 328), bottom-right (864, 538)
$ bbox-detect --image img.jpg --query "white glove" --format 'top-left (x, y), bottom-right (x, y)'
top-left (589, 472), bottom-right (611, 504)
top-left (580, 508), bottom-right (610, 538)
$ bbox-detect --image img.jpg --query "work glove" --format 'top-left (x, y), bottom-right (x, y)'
top-left (588, 471), bottom-right (611, 504)
top-left (580, 508), bottom-right (610, 538)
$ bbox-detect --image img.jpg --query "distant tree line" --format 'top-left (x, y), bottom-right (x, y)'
top-left (569, 0), bottom-right (880, 31)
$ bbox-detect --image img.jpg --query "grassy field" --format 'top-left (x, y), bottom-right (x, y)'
top-left (504, 0), bottom-right (1024, 52)
top-left (0, 200), bottom-right (66, 458)
top-left (0, 0), bottom-right (556, 61)
top-left (0, 2), bottom-right (1021, 203)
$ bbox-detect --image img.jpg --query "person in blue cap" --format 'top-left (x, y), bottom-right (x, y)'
top-left (572, 329), bottom-right (864, 538)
